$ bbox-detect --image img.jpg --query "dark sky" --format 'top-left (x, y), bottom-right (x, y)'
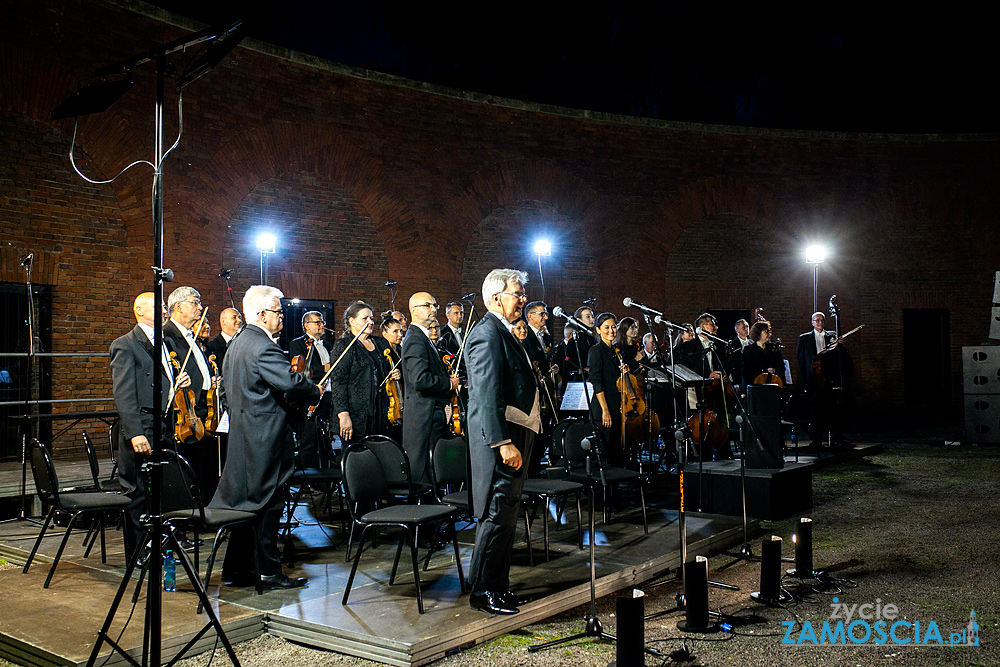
top-left (148, 1), bottom-right (995, 134)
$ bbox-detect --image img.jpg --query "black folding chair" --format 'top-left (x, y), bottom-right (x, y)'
top-left (160, 449), bottom-right (263, 610)
top-left (563, 421), bottom-right (649, 534)
top-left (22, 439), bottom-right (130, 588)
top-left (341, 441), bottom-right (466, 614)
top-left (83, 430), bottom-right (122, 493)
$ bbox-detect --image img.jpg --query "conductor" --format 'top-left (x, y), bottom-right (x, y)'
top-left (465, 269), bottom-right (541, 615)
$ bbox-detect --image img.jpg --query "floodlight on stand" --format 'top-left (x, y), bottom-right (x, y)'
top-left (804, 245), bottom-right (828, 314)
top-left (533, 239), bottom-right (551, 301)
top-left (751, 535), bottom-right (791, 606)
top-left (256, 233), bottom-right (276, 284)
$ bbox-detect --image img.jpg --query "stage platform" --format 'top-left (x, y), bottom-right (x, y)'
top-left (0, 441), bottom-right (882, 666)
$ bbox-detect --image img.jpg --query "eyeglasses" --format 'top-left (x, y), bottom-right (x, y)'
top-left (183, 298), bottom-right (202, 306)
top-left (414, 302), bottom-right (438, 310)
top-left (261, 308), bottom-right (283, 315)
top-left (305, 320), bottom-right (324, 325)
top-left (500, 291), bottom-right (528, 301)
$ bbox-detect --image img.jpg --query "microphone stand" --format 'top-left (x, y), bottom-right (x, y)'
top-left (219, 268), bottom-right (237, 310)
top-left (696, 330), bottom-right (767, 570)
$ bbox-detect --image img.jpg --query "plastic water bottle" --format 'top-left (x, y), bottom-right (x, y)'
top-left (163, 550), bottom-right (176, 592)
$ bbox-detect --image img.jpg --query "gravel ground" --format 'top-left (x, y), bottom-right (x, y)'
top-left (4, 440), bottom-right (995, 667)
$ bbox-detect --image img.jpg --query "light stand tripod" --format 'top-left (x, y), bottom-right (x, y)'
top-left (54, 19), bottom-right (246, 667)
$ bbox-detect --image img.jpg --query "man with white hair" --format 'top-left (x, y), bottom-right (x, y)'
top-left (210, 285), bottom-right (321, 589)
top-left (465, 268), bottom-right (541, 615)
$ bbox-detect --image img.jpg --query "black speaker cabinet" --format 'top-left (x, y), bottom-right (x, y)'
top-left (746, 384), bottom-right (784, 469)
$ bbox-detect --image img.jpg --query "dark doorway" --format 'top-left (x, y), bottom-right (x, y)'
top-left (708, 308), bottom-right (752, 344)
top-left (0, 282), bottom-right (53, 460)
top-left (278, 298), bottom-right (336, 352)
top-left (903, 308), bottom-right (951, 413)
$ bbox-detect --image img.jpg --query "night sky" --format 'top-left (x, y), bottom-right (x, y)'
top-left (146, 1), bottom-right (994, 134)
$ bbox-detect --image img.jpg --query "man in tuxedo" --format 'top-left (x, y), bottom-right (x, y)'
top-left (210, 285), bottom-right (320, 589)
top-left (436, 301), bottom-right (464, 357)
top-left (466, 269), bottom-right (541, 615)
top-left (288, 311), bottom-right (331, 467)
top-left (796, 312), bottom-right (840, 445)
top-left (164, 286), bottom-right (219, 500)
top-left (401, 292), bottom-right (460, 485)
top-left (523, 301), bottom-right (552, 370)
top-left (796, 312), bottom-right (836, 386)
top-left (204, 307), bottom-right (242, 366)
top-left (109, 292), bottom-right (190, 560)
top-left (679, 313), bottom-right (731, 460)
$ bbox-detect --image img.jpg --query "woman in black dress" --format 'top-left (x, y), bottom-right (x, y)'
top-left (330, 301), bottom-right (392, 443)
top-left (612, 316), bottom-right (643, 374)
top-left (740, 320), bottom-right (784, 390)
top-left (587, 312), bottom-right (629, 467)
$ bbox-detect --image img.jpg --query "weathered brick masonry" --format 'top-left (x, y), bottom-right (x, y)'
top-left (2, 0), bottom-right (998, 453)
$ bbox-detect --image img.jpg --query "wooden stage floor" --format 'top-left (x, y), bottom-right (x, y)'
top-left (0, 495), bottom-right (747, 666)
top-left (0, 444), bottom-right (881, 666)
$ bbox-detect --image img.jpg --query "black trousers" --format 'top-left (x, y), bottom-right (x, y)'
top-left (467, 427), bottom-right (535, 594)
top-left (221, 488), bottom-right (285, 577)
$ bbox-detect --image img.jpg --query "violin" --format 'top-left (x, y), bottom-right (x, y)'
top-left (204, 354), bottom-right (222, 432)
top-left (291, 339), bottom-right (314, 379)
top-left (442, 352), bottom-right (463, 436)
top-left (384, 348), bottom-right (402, 426)
top-left (169, 351), bottom-right (205, 445)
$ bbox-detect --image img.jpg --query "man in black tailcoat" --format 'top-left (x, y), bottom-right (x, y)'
top-left (401, 291), bottom-right (459, 485)
top-left (466, 269), bottom-right (541, 615)
top-left (796, 311), bottom-right (842, 446)
top-left (109, 292), bottom-right (190, 560)
top-left (210, 285), bottom-right (320, 589)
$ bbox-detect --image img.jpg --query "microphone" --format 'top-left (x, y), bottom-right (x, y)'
top-left (552, 306), bottom-right (596, 338)
top-left (623, 297), bottom-right (663, 318)
top-left (19, 253), bottom-right (33, 267)
top-left (385, 280), bottom-right (398, 287)
top-left (218, 268), bottom-right (232, 278)
top-left (653, 315), bottom-right (686, 332)
top-left (583, 298), bottom-right (597, 305)
top-left (461, 292), bottom-right (477, 300)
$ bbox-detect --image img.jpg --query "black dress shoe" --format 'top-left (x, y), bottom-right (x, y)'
top-left (260, 573), bottom-right (308, 589)
top-left (498, 590), bottom-right (520, 607)
top-left (470, 591), bottom-right (519, 615)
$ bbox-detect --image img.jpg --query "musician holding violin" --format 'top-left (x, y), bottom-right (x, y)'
top-left (329, 301), bottom-right (395, 445)
top-left (740, 320), bottom-right (785, 390)
top-left (377, 313), bottom-right (406, 440)
top-left (110, 291), bottom-right (192, 561)
top-left (289, 311), bottom-right (332, 467)
top-left (164, 286), bottom-right (222, 501)
top-left (587, 312), bottom-right (629, 467)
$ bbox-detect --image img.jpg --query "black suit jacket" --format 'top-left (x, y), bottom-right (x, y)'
top-left (110, 326), bottom-right (173, 444)
top-left (466, 312), bottom-right (540, 519)
top-left (797, 330), bottom-right (837, 386)
top-left (523, 326), bottom-right (550, 373)
top-left (436, 325), bottom-right (463, 357)
top-left (288, 334), bottom-right (327, 381)
top-left (679, 336), bottom-right (723, 378)
top-left (211, 325), bottom-right (319, 512)
top-left (401, 325), bottom-right (453, 483)
top-left (204, 334), bottom-right (229, 368)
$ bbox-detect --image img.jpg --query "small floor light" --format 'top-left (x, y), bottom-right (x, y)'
top-left (677, 556), bottom-right (720, 633)
top-left (787, 517), bottom-right (824, 578)
top-left (751, 535), bottom-right (791, 606)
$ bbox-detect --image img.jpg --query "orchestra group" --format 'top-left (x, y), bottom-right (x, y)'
top-left (110, 270), bottom-right (852, 615)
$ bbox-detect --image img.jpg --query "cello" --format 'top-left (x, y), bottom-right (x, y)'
top-left (614, 348), bottom-right (660, 451)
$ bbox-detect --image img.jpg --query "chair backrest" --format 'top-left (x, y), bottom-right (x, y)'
top-left (431, 436), bottom-right (468, 491)
top-left (159, 450), bottom-right (205, 521)
top-left (563, 421), bottom-right (597, 468)
top-left (357, 435), bottom-right (413, 498)
top-left (341, 442), bottom-right (391, 522)
top-left (28, 439), bottom-right (59, 505)
top-left (108, 418), bottom-right (120, 471)
top-left (550, 417), bottom-right (581, 462)
top-left (82, 431), bottom-right (101, 487)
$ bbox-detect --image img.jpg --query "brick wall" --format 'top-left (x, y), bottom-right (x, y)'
top-left (2, 0), bottom-right (999, 453)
